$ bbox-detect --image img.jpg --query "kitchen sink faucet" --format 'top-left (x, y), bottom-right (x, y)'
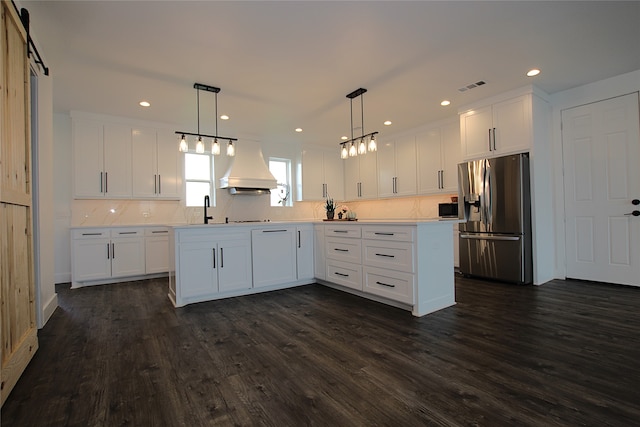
top-left (204, 195), bottom-right (213, 224)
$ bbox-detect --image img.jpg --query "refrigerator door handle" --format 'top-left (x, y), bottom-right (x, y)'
top-left (460, 234), bottom-right (521, 241)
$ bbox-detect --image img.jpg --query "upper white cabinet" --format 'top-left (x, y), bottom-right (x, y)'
top-left (132, 128), bottom-right (181, 199)
top-left (301, 147), bottom-right (344, 201)
top-left (416, 119), bottom-right (461, 194)
top-left (73, 118), bottom-right (132, 198)
top-left (344, 150), bottom-right (378, 200)
top-left (460, 93), bottom-right (532, 160)
top-left (377, 135), bottom-right (417, 198)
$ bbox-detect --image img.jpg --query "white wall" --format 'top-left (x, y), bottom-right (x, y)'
top-left (53, 113), bottom-right (72, 283)
top-left (550, 69), bottom-right (640, 279)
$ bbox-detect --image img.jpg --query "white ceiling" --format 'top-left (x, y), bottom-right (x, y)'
top-left (22, 1), bottom-right (640, 148)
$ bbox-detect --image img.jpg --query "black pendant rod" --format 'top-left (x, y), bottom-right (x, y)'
top-left (340, 87), bottom-right (377, 147)
top-left (196, 88), bottom-right (200, 135)
top-left (175, 82), bottom-right (236, 142)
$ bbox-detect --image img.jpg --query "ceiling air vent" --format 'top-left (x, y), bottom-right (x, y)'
top-left (458, 80), bottom-right (486, 92)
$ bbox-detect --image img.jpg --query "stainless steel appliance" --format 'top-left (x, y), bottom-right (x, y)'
top-left (438, 203), bottom-right (458, 218)
top-left (457, 153), bottom-right (532, 284)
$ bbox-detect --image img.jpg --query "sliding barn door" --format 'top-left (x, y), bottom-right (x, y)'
top-left (1, 1), bottom-right (38, 405)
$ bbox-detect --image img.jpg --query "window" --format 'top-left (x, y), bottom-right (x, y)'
top-left (185, 152), bottom-right (214, 207)
top-left (269, 158), bottom-right (291, 207)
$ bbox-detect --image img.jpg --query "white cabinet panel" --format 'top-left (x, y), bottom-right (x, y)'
top-left (362, 240), bottom-right (414, 273)
top-left (73, 119), bottom-right (104, 197)
top-left (111, 237), bottom-right (145, 278)
top-left (417, 119), bottom-right (461, 195)
top-left (326, 259), bottom-right (362, 291)
top-left (252, 228), bottom-right (297, 288)
top-left (363, 266), bottom-right (414, 304)
top-left (179, 241), bottom-right (218, 298)
top-left (296, 225), bottom-right (314, 281)
top-left (217, 238), bottom-right (252, 292)
top-left (132, 128), bottom-right (181, 199)
top-left (377, 136), bottom-right (417, 198)
top-left (313, 225), bottom-right (326, 280)
top-left (145, 228), bottom-right (170, 274)
top-left (301, 148), bottom-right (344, 201)
top-left (325, 237), bottom-right (362, 264)
top-left (103, 123), bottom-right (132, 198)
top-left (344, 151), bottom-right (378, 200)
top-left (72, 237), bottom-right (111, 282)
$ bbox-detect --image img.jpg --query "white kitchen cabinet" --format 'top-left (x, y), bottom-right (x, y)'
top-left (71, 228), bottom-right (145, 287)
top-left (344, 150), bottom-right (378, 200)
top-left (296, 225), bottom-right (314, 281)
top-left (145, 227), bottom-right (170, 274)
top-left (460, 93), bottom-right (532, 160)
top-left (301, 147), bottom-right (344, 201)
top-left (176, 229), bottom-right (252, 303)
top-left (377, 135), bottom-right (417, 198)
top-left (416, 119), bottom-right (461, 194)
top-left (132, 128), bottom-right (181, 200)
top-left (252, 228), bottom-right (297, 288)
top-left (73, 117), bottom-right (132, 198)
top-left (313, 224), bottom-right (326, 280)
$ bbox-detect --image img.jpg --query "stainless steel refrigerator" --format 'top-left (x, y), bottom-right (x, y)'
top-left (457, 153), bottom-right (532, 284)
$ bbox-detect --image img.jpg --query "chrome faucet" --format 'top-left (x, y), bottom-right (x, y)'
top-left (204, 195), bottom-right (213, 224)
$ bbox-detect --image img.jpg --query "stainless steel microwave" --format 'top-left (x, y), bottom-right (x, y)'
top-left (438, 203), bottom-right (458, 218)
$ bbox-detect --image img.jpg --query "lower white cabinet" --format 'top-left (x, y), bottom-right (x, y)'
top-left (176, 229), bottom-right (252, 303)
top-left (145, 227), bottom-right (170, 274)
top-left (252, 228), bottom-right (297, 288)
top-left (363, 266), bottom-right (414, 304)
top-left (71, 228), bottom-right (145, 287)
top-left (314, 224), bottom-right (326, 280)
top-left (296, 225), bottom-right (314, 281)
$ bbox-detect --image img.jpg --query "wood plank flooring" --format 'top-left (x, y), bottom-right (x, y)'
top-left (2, 276), bottom-right (639, 426)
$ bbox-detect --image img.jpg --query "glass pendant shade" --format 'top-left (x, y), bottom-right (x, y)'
top-left (340, 145), bottom-right (348, 159)
top-left (179, 135), bottom-right (188, 152)
top-left (368, 135), bottom-right (377, 152)
top-left (358, 138), bottom-right (366, 155)
top-left (348, 141), bottom-right (357, 157)
top-left (212, 139), bottom-right (221, 155)
top-left (227, 141), bottom-right (235, 156)
top-left (195, 136), bottom-right (205, 153)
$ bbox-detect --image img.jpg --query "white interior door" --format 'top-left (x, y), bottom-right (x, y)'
top-left (562, 92), bottom-right (640, 286)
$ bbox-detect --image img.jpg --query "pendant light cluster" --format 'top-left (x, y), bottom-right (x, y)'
top-left (340, 88), bottom-right (378, 159)
top-left (176, 83), bottom-right (237, 156)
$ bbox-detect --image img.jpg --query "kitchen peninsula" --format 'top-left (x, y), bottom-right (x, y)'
top-left (169, 219), bottom-right (458, 317)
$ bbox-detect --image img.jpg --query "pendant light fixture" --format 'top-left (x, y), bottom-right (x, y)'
top-left (339, 88), bottom-right (379, 159)
top-left (175, 83), bottom-right (237, 155)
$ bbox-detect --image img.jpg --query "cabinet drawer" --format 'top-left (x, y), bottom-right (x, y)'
top-left (326, 259), bottom-right (362, 291)
top-left (363, 266), bottom-right (414, 304)
top-left (177, 228), bottom-right (250, 243)
top-left (111, 228), bottom-right (143, 237)
top-left (361, 226), bottom-right (415, 242)
top-left (144, 227), bottom-right (169, 236)
top-left (326, 237), bottom-right (362, 263)
top-left (325, 225), bottom-right (361, 238)
top-left (362, 240), bottom-right (414, 273)
top-left (72, 228), bottom-right (109, 239)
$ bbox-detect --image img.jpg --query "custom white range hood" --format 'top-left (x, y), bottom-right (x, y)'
top-left (219, 140), bottom-right (277, 195)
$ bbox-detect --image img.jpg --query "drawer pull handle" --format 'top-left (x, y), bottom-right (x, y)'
top-left (151, 230), bottom-right (168, 234)
top-left (263, 229), bottom-right (287, 233)
top-left (335, 272), bottom-right (349, 277)
top-left (376, 281), bottom-right (395, 288)
top-left (374, 232), bottom-right (395, 236)
top-left (333, 230), bottom-right (348, 233)
top-left (82, 232), bottom-right (102, 236)
top-left (118, 231), bottom-right (137, 235)
top-left (375, 253), bottom-right (395, 258)
top-left (334, 248), bottom-right (348, 252)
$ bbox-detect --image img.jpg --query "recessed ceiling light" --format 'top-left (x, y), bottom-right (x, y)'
top-left (295, 128), bottom-right (303, 133)
top-left (341, 136), bottom-right (348, 140)
top-left (220, 114), bottom-right (229, 120)
top-left (527, 69), bottom-right (541, 77)
top-left (440, 100), bottom-right (451, 106)
top-left (384, 120), bottom-right (392, 126)
top-left (139, 101), bottom-right (150, 107)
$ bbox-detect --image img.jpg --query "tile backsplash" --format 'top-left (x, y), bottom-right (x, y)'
top-left (70, 193), bottom-right (458, 226)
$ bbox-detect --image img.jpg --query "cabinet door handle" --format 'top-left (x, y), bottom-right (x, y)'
top-left (107, 243), bottom-right (110, 259)
top-left (82, 232), bottom-right (102, 236)
top-left (262, 229), bottom-right (287, 233)
top-left (488, 128), bottom-right (492, 151)
top-left (492, 127), bottom-right (497, 151)
top-left (220, 248), bottom-right (224, 268)
top-left (298, 230), bottom-right (301, 248)
top-left (105, 172), bottom-right (108, 193)
top-left (335, 272), bottom-right (349, 277)
top-left (376, 281), bottom-right (395, 288)
top-left (334, 248), bottom-right (348, 252)
top-left (375, 253), bottom-right (395, 258)
top-left (158, 175), bottom-right (161, 194)
top-left (100, 172), bottom-right (103, 193)
top-left (212, 248), bottom-right (216, 269)
top-left (154, 174), bottom-right (157, 194)
top-left (111, 242), bottom-right (115, 259)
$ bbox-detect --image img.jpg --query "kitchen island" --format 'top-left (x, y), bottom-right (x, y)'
top-left (169, 219), bottom-right (459, 317)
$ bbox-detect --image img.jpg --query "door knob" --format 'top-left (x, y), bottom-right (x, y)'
top-left (632, 199), bottom-right (640, 205)
top-left (625, 210), bottom-right (640, 216)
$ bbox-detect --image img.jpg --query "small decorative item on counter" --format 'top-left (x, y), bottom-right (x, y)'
top-left (337, 205), bottom-right (349, 220)
top-left (346, 211), bottom-right (357, 220)
top-left (325, 197), bottom-right (337, 220)
top-left (451, 196), bottom-right (458, 203)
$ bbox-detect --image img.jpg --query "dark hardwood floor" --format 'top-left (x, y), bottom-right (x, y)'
top-left (2, 275), bottom-right (639, 426)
